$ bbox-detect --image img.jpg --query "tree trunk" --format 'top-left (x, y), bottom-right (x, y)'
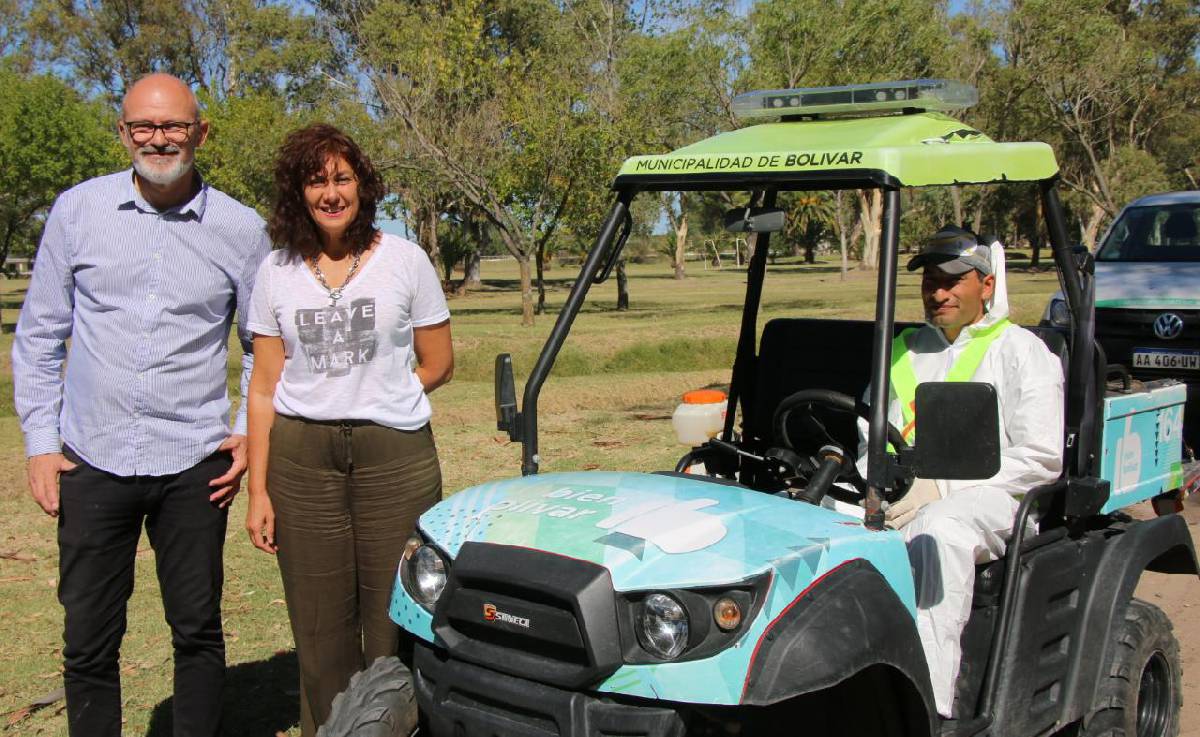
top-left (518, 256), bottom-right (535, 326)
top-left (1081, 203), bottom-right (1107, 251)
top-left (950, 185), bottom-right (964, 227)
top-left (857, 190), bottom-right (883, 269)
top-left (616, 259), bottom-right (629, 311)
top-left (535, 240), bottom-right (547, 315)
top-left (1, 216), bottom-right (15, 272)
top-left (421, 206), bottom-right (441, 269)
top-left (835, 191), bottom-right (849, 281)
top-left (673, 214), bottom-right (688, 280)
top-left (1030, 198), bottom-right (1043, 270)
top-left (970, 192), bottom-right (987, 235)
top-left (804, 244), bottom-right (816, 264)
top-left (464, 250), bottom-right (481, 288)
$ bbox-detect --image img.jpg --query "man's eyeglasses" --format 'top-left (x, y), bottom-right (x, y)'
top-left (123, 120), bottom-right (198, 145)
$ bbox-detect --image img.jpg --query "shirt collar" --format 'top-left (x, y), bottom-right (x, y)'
top-left (118, 168), bottom-right (208, 219)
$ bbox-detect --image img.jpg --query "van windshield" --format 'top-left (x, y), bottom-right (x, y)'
top-left (1096, 203), bottom-right (1200, 262)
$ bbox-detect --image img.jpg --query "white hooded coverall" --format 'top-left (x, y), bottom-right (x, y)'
top-left (859, 243), bottom-right (1065, 717)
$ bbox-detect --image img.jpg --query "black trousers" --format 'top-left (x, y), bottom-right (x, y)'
top-left (57, 447), bottom-right (231, 737)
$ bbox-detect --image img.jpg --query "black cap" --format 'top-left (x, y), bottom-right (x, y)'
top-left (906, 226), bottom-right (992, 275)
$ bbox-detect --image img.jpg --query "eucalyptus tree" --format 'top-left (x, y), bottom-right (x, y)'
top-left (24, 0), bottom-right (330, 103)
top-left (1007, 0), bottom-right (1200, 246)
top-left (745, 0), bottom-right (951, 269)
top-left (344, 0), bottom-right (625, 325)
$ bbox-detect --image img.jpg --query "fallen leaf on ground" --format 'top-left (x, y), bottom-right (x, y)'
top-left (4, 686), bottom-right (65, 726)
top-left (0, 550), bottom-right (37, 562)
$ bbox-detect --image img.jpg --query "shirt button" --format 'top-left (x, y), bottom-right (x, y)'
top-left (137, 373), bottom-right (144, 381)
top-left (132, 411), bottom-right (140, 419)
top-left (148, 294), bottom-right (156, 301)
top-left (153, 253), bottom-right (162, 261)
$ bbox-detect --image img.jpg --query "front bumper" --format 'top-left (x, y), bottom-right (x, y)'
top-left (414, 641), bottom-right (686, 737)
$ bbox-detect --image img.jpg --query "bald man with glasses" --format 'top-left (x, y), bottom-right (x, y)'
top-left (13, 73), bottom-right (271, 737)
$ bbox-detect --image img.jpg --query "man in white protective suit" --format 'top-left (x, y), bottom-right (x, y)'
top-left (865, 225), bottom-right (1065, 718)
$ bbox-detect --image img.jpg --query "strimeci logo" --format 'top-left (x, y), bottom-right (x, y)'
top-left (482, 602), bottom-right (531, 629)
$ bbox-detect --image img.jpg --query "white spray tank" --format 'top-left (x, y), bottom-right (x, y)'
top-left (672, 389), bottom-right (727, 447)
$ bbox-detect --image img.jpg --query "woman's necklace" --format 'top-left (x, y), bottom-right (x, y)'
top-left (310, 252), bottom-right (362, 306)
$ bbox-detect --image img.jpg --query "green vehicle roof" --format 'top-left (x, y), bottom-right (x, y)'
top-left (615, 112), bottom-right (1058, 188)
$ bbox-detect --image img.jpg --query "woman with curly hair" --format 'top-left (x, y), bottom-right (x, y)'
top-left (243, 123), bottom-right (451, 735)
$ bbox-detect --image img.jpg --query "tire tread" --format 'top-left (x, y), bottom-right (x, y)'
top-left (317, 656), bottom-right (418, 737)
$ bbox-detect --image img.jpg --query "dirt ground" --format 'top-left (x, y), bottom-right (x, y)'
top-left (1133, 493), bottom-right (1200, 736)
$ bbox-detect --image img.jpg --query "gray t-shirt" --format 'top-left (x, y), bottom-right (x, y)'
top-left (247, 233), bottom-right (450, 429)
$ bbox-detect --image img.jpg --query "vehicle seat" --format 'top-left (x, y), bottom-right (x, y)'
top-left (750, 319), bottom-right (1070, 454)
top-left (750, 319), bottom-right (917, 452)
top-left (1162, 210), bottom-right (1197, 244)
top-left (1025, 325), bottom-right (1069, 383)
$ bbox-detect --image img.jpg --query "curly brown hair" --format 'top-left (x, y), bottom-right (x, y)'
top-left (268, 123), bottom-right (385, 259)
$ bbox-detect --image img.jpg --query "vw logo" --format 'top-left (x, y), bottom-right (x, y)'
top-left (1153, 313), bottom-right (1184, 340)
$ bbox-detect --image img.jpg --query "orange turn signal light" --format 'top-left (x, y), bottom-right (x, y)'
top-left (713, 597), bottom-right (742, 631)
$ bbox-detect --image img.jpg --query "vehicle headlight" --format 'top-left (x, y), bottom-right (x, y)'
top-left (637, 593), bottom-right (690, 659)
top-left (402, 535), bottom-right (448, 610)
top-left (1048, 298), bottom-right (1071, 328)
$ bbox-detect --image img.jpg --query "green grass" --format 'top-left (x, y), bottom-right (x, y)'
top-left (0, 256), bottom-right (1063, 735)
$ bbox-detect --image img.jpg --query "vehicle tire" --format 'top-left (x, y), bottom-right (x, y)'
top-left (1077, 598), bottom-right (1181, 737)
top-left (317, 656), bottom-right (418, 737)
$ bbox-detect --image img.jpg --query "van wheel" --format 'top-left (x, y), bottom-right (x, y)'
top-left (1077, 598), bottom-right (1181, 737)
top-left (317, 656), bottom-right (418, 737)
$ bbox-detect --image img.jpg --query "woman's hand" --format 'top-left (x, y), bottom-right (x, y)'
top-left (245, 489), bottom-right (278, 554)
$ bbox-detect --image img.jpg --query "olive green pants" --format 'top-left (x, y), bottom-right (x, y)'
top-left (267, 415), bottom-right (442, 737)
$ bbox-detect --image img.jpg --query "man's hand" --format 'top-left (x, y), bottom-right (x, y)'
top-left (209, 434), bottom-right (247, 508)
top-left (884, 477), bottom-right (941, 529)
top-left (28, 452), bottom-right (77, 517)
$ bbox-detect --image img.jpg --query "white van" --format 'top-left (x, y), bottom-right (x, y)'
top-left (1044, 191), bottom-right (1200, 455)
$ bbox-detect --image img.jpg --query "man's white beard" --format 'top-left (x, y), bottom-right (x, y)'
top-left (133, 148), bottom-right (193, 187)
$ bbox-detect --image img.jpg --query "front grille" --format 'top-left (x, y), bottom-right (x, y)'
top-left (432, 543), bottom-right (624, 689)
top-left (1096, 307), bottom-right (1200, 379)
top-left (414, 642), bottom-right (688, 737)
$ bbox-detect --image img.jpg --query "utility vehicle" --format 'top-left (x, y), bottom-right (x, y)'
top-left (320, 80), bottom-right (1196, 737)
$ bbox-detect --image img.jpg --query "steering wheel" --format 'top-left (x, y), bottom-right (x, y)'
top-left (770, 389), bottom-right (912, 504)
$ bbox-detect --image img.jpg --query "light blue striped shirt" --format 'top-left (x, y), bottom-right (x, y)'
top-left (12, 169), bottom-right (271, 477)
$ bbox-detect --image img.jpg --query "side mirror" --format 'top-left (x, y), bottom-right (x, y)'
top-left (724, 207), bottom-right (785, 234)
top-left (495, 353), bottom-right (521, 441)
top-left (911, 382), bottom-right (1001, 480)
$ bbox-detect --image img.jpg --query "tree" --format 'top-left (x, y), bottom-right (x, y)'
top-left (0, 66), bottom-right (123, 268)
top-left (745, 0), bottom-right (950, 269)
top-left (1009, 0), bottom-right (1200, 246)
top-left (195, 91), bottom-right (306, 216)
top-left (613, 3), bottom-right (744, 281)
top-left (344, 0), bottom-right (623, 325)
top-left (780, 192), bottom-right (835, 263)
top-left (25, 0), bottom-right (331, 104)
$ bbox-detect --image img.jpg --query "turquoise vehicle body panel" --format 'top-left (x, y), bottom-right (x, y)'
top-left (390, 471), bottom-right (916, 705)
top-left (1099, 381), bottom-right (1187, 514)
